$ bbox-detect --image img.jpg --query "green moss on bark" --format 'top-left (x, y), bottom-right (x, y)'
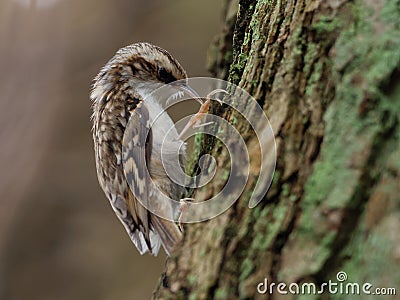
top-left (282, 0), bottom-right (400, 284)
top-left (154, 0), bottom-right (400, 298)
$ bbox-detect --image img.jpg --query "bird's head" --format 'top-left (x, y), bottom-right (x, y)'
top-left (90, 42), bottom-right (204, 146)
top-left (90, 43), bottom-right (195, 106)
top-left (114, 42), bottom-right (187, 84)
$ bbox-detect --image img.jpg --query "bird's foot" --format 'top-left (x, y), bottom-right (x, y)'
top-left (176, 89), bottom-right (228, 140)
top-left (176, 99), bottom-right (211, 140)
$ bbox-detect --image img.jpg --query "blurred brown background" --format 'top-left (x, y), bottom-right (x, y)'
top-left (0, 0), bottom-right (222, 299)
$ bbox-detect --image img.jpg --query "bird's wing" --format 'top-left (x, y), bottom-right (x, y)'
top-left (122, 102), bottom-right (182, 256)
top-left (122, 102), bottom-right (154, 252)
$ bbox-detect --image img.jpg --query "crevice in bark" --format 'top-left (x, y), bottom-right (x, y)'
top-left (269, 206), bottom-right (299, 284)
top-left (154, 0), bottom-right (400, 298)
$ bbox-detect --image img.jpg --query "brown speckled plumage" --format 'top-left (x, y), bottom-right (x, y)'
top-left (91, 43), bottom-right (187, 255)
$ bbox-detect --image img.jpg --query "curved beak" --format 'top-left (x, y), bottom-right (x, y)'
top-left (173, 82), bottom-right (204, 105)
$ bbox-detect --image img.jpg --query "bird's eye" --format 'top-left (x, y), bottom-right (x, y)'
top-left (157, 66), bottom-right (176, 84)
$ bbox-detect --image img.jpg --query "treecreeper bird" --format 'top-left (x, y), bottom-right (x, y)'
top-left (91, 42), bottom-right (207, 256)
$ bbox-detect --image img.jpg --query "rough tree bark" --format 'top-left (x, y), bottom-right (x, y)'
top-left (154, 0), bottom-right (400, 299)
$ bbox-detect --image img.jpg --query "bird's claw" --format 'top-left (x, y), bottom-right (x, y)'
top-left (176, 88), bottom-right (229, 140)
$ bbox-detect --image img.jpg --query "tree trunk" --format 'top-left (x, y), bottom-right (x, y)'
top-left (154, 0), bottom-right (400, 299)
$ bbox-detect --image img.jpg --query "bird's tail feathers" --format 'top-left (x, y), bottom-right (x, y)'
top-left (151, 215), bottom-right (182, 256)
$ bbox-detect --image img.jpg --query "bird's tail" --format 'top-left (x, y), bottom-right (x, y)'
top-left (151, 215), bottom-right (182, 256)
